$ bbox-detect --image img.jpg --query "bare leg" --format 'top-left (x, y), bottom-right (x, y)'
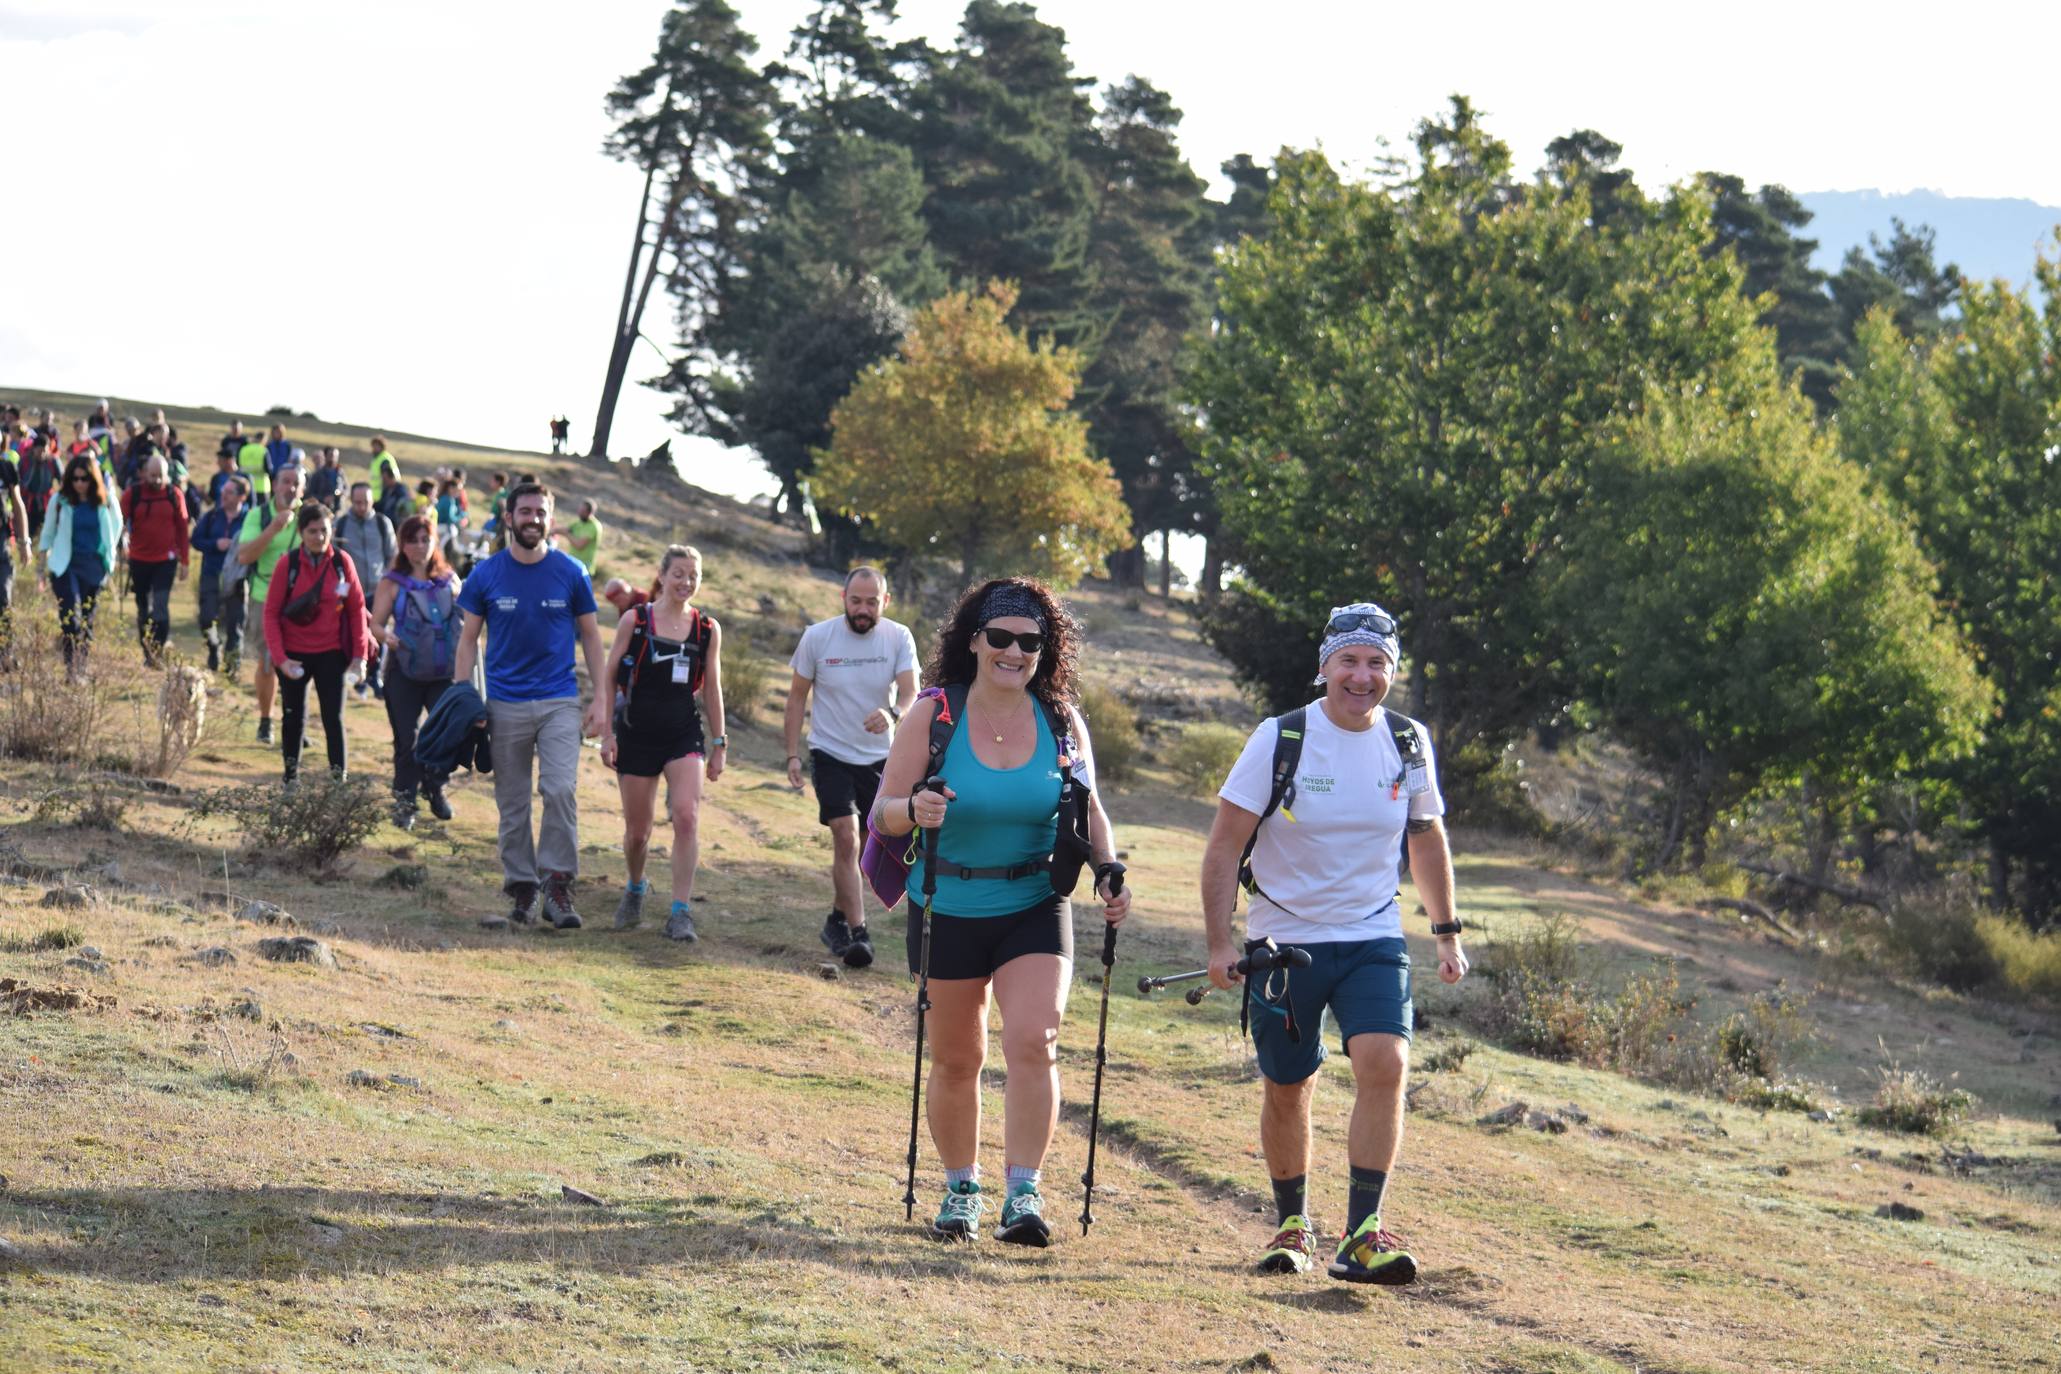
top-left (1261, 1073), bottom-right (1318, 1181)
top-left (255, 656), bottom-right (274, 719)
top-left (662, 752), bottom-right (705, 904)
top-left (923, 976), bottom-right (990, 1170)
top-left (1344, 1033), bottom-right (1409, 1170)
top-left (617, 772), bottom-right (659, 885)
top-left (990, 952), bottom-right (1071, 1171)
top-left (827, 813), bottom-right (862, 920)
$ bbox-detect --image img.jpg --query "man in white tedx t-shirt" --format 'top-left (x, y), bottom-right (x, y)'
top-left (1198, 601), bottom-right (1469, 1288)
top-left (783, 566), bottom-right (919, 970)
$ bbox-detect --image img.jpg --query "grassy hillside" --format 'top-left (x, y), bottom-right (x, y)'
top-left (2, 396), bottom-right (2057, 1373)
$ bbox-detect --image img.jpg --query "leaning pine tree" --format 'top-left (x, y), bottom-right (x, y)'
top-left (811, 282), bottom-right (1131, 590)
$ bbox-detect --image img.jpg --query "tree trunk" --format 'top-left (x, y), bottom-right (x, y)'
top-left (1107, 543), bottom-right (1145, 589)
top-left (1987, 842), bottom-right (2011, 909)
top-left (592, 176), bottom-right (689, 462)
top-left (1158, 529), bottom-right (1171, 598)
top-left (1200, 538), bottom-right (1222, 606)
top-left (591, 165), bottom-right (657, 462)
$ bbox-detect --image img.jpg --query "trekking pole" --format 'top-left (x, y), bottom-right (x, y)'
top-left (1139, 942), bottom-right (1315, 1005)
top-left (1079, 861), bottom-right (1127, 1237)
top-left (902, 776), bottom-right (946, 1221)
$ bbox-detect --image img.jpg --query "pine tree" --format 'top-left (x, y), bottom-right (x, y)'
top-left (1696, 173), bottom-right (1845, 410)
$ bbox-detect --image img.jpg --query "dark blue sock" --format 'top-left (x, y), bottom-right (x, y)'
top-left (1346, 1165), bottom-right (1388, 1233)
top-left (1271, 1174), bottom-right (1308, 1225)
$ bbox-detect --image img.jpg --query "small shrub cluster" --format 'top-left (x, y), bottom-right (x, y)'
top-left (1075, 682), bottom-right (1142, 785)
top-left (1879, 888), bottom-right (2061, 1002)
top-left (188, 774), bottom-right (386, 872)
top-left (1166, 722), bottom-right (1245, 797)
top-left (1857, 1065), bottom-right (1975, 1135)
top-left (0, 924), bottom-right (85, 954)
top-left (0, 601), bottom-right (109, 764)
top-left (1971, 914), bottom-right (2061, 1001)
top-left (721, 631), bottom-right (777, 727)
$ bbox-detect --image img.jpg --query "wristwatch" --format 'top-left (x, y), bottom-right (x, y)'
top-left (1429, 920), bottom-right (1462, 937)
top-left (885, 703), bottom-right (901, 723)
top-left (710, 735), bottom-right (728, 748)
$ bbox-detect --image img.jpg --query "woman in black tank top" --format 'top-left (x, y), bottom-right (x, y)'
top-left (599, 545), bottom-right (726, 941)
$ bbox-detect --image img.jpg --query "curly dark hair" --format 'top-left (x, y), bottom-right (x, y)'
top-left (925, 576), bottom-right (1081, 708)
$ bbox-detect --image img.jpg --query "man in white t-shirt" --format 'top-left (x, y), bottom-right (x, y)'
top-left (1199, 601), bottom-right (1469, 1287)
top-left (784, 566), bottom-right (919, 969)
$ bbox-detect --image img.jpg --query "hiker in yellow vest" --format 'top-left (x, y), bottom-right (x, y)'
top-left (237, 428), bottom-right (271, 498)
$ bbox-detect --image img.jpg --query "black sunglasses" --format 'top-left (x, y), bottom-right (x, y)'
top-left (1327, 610), bottom-right (1396, 637)
top-left (980, 626), bottom-right (1045, 654)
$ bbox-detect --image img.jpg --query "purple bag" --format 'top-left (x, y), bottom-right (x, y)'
top-left (858, 686), bottom-right (952, 909)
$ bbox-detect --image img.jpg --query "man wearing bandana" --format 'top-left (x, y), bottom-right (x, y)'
top-left (1198, 602), bottom-right (1469, 1284)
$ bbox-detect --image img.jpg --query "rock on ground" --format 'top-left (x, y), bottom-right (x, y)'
top-left (256, 936), bottom-right (335, 968)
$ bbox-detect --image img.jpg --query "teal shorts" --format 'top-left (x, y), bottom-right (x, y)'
top-left (1248, 936), bottom-right (1412, 1085)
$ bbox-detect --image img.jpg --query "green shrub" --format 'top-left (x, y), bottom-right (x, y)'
top-left (1076, 683), bottom-right (1142, 785)
top-left (1417, 1038), bottom-right (1476, 1073)
top-left (0, 925), bottom-right (85, 954)
top-left (1975, 915), bottom-right (2061, 1001)
top-left (1735, 1079), bottom-right (1822, 1114)
top-left (189, 774), bottom-right (385, 872)
top-left (1714, 985), bottom-right (1813, 1081)
top-left (377, 864), bottom-right (429, 890)
top-left (1165, 722), bottom-right (1247, 797)
top-left (1857, 1065), bottom-right (1975, 1135)
top-left (721, 631), bottom-right (777, 728)
top-left (1883, 891), bottom-right (2001, 992)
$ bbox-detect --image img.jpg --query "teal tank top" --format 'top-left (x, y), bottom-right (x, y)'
top-left (906, 699), bottom-right (1062, 917)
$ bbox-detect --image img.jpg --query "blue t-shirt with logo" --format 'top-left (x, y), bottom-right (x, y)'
top-left (456, 548), bottom-right (597, 702)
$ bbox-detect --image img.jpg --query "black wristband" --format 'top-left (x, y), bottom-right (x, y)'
top-left (906, 795), bottom-right (916, 826)
top-left (1430, 920), bottom-right (1462, 937)
top-left (885, 703), bottom-right (900, 723)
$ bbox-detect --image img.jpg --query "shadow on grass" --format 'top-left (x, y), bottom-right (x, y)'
top-left (0, 1184), bottom-right (1049, 1285)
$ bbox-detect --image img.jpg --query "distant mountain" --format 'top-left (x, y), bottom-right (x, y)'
top-left (1797, 189), bottom-right (2060, 290)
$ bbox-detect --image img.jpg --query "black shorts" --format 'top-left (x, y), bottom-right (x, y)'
top-left (905, 893), bottom-right (1073, 980)
top-left (811, 748), bottom-right (883, 826)
top-left (614, 708), bottom-right (705, 777)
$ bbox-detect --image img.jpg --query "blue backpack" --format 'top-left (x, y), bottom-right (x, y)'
top-left (386, 572), bottom-right (460, 681)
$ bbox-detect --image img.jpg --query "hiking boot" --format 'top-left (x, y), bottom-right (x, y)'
top-left (1328, 1216), bottom-right (1417, 1285)
top-left (206, 645), bottom-right (220, 672)
top-left (221, 650), bottom-right (240, 678)
top-left (664, 902), bottom-right (698, 943)
top-left (541, 872), bottom-right (582, 929)
top-left (996, 1183), bottom-right (1051, 1248)
top-left (843, 923), bottom-right (875, 970)
top-left (256, 716), bottom-right (273, 745)
top-left (425, 785), bottom-right (453, 822)
top-left (391, 787), bottom-right (416, 832)
top-left (819, 911), bottom-right (853, 960)
top-left (613, 883), bottom-right (646, 930)
top-left (931, 1180), bottom-right (984, 1242)
top-left (1257, 1215), bottom-right (1320, 1274)
top-left (481, 880), bottom-right (539, 931)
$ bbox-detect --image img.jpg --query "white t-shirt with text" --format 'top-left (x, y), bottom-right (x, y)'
top-left (1218, 699), bottom-right (1445, 944)
top-left (789, 615), bottom-right (920, 765)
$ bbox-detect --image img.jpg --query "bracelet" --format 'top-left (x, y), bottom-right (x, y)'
top-left (906, 795), bottom-right (917, 826)
top-left (710, 735), bottom-right (727, 748)
top-left (787, 754), bottom-right (800, 763)
top-left (1429, 920), bottom-right (1462, 937)
top-left (885, 703), bottom-right (900, 723)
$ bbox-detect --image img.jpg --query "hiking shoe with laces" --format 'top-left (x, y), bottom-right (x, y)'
top-left (996, 1184), bottom-right (1051, 1248)
top-left (425, 786), bottom-right (453, 822)
top-left (1328, 1215), bottom-right (1417, 1285)
top-left (1257, 1215), bottom-right (1320, 1274)
top-left (481, 880), bottom-right (538, 930)
top-left (664, 902), bottom-right (698, 943)
top-left (614, 884), bottom-right (646, 930)
top-left (542, 873), bottom-right (582, 929)
top-left (931, 1180), bottom-right (984, 1242)
top-left (843, 923), bottom-right (874, 970)
top-left (820, 911), bottom-right (853, 960)
top-left (255, 716), bottom-right (272, 745)
top-left (391, 788), bottom-right (416, 832)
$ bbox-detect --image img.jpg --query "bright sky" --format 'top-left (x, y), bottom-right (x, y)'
top-left (6, 0), bottom-right (2056, 504)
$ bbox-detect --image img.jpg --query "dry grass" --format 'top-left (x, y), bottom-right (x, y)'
top-left (2, 395), bottom-right (2057, 1374)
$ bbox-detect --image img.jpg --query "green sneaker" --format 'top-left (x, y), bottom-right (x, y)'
top-left (995, 1183), bottom-right (1051, 1248)
top-left (931, 1179), bottom-right (984, 1242)
top-left (1328, 1215), bottom-right (1417, 1285)
top-left (1257, 1214), bottom-right (1319, 1274)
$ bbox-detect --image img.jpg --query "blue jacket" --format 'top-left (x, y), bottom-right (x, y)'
top-left (414, 681), bottom-right (492, 786)
top-left (190, 505), bottom-right (241, 580)
top-left (265, 439), bottom-right (296, 475)
top-left (38, 497), bottom-right (123, 578)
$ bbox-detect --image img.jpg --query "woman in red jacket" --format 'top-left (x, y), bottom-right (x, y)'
top-left (263, 502), bottom-right (368, 784)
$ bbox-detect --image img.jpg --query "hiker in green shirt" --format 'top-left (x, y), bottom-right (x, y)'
top-left (234, 464), bottom-right (305, 743)
top-left (555, 499), bottom-right (602, 573)
top-left (237, 430), bottom-right (271, 499)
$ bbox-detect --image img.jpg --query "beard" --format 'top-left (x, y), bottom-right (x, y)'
top-left (513, 521), bottom-right (546, 549)
top-left (844, 611), bottom-right (876, 634)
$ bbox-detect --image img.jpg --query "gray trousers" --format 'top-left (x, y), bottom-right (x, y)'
top-left (487, 696), bottom-right (582, 890)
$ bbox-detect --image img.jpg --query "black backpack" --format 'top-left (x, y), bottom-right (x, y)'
top-left (1235, 705), bottom-right (1428, 905)
top-left (920, 682), bottom-right (1095, 897)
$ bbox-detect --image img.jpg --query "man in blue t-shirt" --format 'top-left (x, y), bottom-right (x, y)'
top-left (455, 479), bottom-right (608, 931)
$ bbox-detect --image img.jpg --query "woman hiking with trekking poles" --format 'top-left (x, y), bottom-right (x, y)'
top-left (599, 544), bottom-right (724, 943)
top-left (368, 515), bottom-right (462, 831)
top-left (868, 577), bottom-right (1131, 1246)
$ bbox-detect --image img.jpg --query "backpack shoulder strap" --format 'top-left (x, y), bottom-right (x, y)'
top-left (1238, 707), bottom-right (1306, 896)
top-left (924, 683), bottom-right (966, 785)
top-left (1385, 707), bottom-right (1425, 764)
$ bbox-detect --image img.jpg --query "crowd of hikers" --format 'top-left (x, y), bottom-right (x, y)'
top-left (1, 400), bottom-right (1471, 1284)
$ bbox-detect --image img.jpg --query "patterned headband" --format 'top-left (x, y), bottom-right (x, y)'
top-left (978, 585), bottom-right (1048, 630)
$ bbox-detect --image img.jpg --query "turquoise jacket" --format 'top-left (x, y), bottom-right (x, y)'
top-left (38, 496), bottom-right (124, 578)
